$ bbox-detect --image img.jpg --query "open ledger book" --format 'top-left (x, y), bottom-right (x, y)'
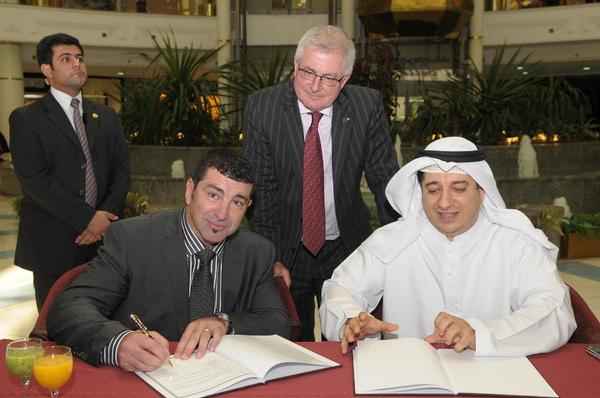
top-left (136, 334), bottom-right (339, 398)
top-left (353, 338), bottom-right (558, 397)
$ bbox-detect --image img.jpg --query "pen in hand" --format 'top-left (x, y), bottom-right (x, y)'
top-left (130, 313), bottom-right (173, 367)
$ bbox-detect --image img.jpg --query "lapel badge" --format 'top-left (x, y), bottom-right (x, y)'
top-left (91, 112), bottom-right (99, 119)
top-left (343, 117), bottom-right (351, 123)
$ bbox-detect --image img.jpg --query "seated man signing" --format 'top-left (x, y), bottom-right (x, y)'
top-left (320, 137), bottom-right (576, 356)
top-left (47, 148), bottom-right (290, 371)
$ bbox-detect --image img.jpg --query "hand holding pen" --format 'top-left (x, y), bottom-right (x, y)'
top-left (130, 313), bottom-right (173, 367)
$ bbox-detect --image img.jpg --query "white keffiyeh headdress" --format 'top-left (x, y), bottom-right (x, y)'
top-left (365, 137), bottom-right (558, 262)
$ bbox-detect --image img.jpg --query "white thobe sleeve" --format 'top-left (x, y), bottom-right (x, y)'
top-left (320, 245), bottom-right (386, 341)
top-left (466, 239), bottom-right (577, 356)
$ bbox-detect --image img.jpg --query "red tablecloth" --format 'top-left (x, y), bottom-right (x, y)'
top-left (1, 340), bottom-right (599, 397)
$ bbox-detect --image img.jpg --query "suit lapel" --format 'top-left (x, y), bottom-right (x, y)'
top-left (41, 93), bottom-right (81, 150)
top-left (163, 210), bottom-right (190, 336)
top-left (282, 82), bottom-right (305, 178)
top-left (220, 232), bottom-right (243, 311)
top-left (222, 232), bottom-right (245, 312)
top-left (82, 99), bottom-right (98, 148)
top-left (331, 90), bottom-right (352, 191)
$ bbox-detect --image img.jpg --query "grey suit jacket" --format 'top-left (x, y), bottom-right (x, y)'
top-left (243, 81), bottom-right (399, 267)
top-left (9, 92), bottom-right (130, 273)
top-left (47, 209), bottom-right (290, 366)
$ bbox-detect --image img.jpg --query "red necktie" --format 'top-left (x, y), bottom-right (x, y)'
top-left (302, 112), bottom-right (325, 255)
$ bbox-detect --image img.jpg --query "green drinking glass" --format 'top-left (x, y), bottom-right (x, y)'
top-left (5, 338), bottom-right (44, 397)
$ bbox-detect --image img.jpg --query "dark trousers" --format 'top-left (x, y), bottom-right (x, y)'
top-left (32, 243), bottom-right (98, 311)
top-left (289, 238), bottom-right (347, 341)
top-left (33, 273), bottom-right (61, 311)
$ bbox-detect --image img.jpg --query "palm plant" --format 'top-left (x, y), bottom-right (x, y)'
top-left (350, 42), bottom-right (403, 139)
top-left (219, 49), bottom-right (294, 127)
top-left (403, 46), bottom-right (542, 144)
top-left (220, 49), bottom-right (293, 99)
top-left (402, 45), bottom-right (597, 145)
top-left (117, 77), bottom-right (170, 145)
top-left (403, 75), bottom-right (479, 143)
top-left (525, 77), bottom-right (596, 141)
top-left (119, 32), bottom-right (229, 146)
top-left (470, 47), bottom-right (543, 142)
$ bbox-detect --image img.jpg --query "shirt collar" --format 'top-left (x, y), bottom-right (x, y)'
top-left (50, 87), bottom-right (83, 115)
top-left (297, 100), bottom-right (333, 118)
top-left (181, 208), bottom-right (225, 256)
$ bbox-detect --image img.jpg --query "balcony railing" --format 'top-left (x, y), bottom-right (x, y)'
top-left (1, 0), bottom-right (333, 15)
top-left (488, 0), bottom-right (600, 11)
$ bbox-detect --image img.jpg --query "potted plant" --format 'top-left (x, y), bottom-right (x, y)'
top-left (400, 45), bottom-right (596, 145)
top-left (561, 212), bottom-right (600, 259)
top-left (219, 48), bottom-right (294, 130)
top-left (11, 192), bottom-right (149, 218)
top-left (123, 192), bottom-right (150, 218)
top-left (117, 32), bottom-right (233, 146)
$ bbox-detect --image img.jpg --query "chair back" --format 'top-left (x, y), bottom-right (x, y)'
top-left (29, 263), bottom-right (87, 340)
top-left (568, 284), bottom-right (600, 344)
top-left (30, 265), bottom-right (299, 341)
top-left (275, 276), bottom-right (302, 341)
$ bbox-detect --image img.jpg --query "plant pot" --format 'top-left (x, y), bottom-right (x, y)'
top-left (561, 233), bottom-right (600, 259)
top-left (515, 203), bottom-right (563, 248)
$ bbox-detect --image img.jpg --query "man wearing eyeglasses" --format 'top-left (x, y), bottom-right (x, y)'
top-left (243, 25), bottom-right (399, 341)
top-left (9, 32), bottom-right (130, 310)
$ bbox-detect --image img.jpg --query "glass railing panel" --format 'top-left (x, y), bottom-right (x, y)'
top-left (487, 0), bottom-right (599, 11)
top-left (5, 0), bottom-right (218, 15)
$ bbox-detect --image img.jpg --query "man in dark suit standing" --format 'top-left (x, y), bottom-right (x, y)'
top-left (9, 33), bottom-right (130, 310)
top-left (48, 148), bottom-right (290, 371)
top-left (243, 25), bottom-right (399, 341)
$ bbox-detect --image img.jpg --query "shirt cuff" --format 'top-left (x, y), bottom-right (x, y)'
top-left (98, 330), bottom-right (133, 367)
top-left (465, 318), bottom-right (492, 356)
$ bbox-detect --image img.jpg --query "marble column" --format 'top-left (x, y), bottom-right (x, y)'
top-left (216, 0), bottom-right (231, 128)
top-left (341, 0), bottom-right (355, 42)
top-left (469, 0), bottom-right (484, 73)
top-left (0, 43), bottom-right (24, 145)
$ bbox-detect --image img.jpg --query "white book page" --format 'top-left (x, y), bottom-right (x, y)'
top-left (354, 338), bottom-right (454, 394)
top-left (216, 335), bottom-right (339, 380)
top-left (136, 352), bottom-right (259, 398)
top-left (438, 349), bottom-right (558, 398)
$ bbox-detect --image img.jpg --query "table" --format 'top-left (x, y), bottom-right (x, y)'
top-left (1, 340), bottom-right (599, 397)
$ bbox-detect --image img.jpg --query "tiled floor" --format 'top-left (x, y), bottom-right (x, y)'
top-left (0, 193), bottom-right (599, 340)
top-left (0, 194), bottom-right (37, 340)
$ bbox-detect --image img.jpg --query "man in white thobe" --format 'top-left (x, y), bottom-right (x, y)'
top-left (320, 137), bottom-right (576, 356)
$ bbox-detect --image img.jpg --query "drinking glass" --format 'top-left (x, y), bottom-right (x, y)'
top-left (33, 346), bottom-right (73, 398)
top-left (5, 338), bottom-right (43, 397)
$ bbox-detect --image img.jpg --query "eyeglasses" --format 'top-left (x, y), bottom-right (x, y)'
top-left (297, 67), bottom-right (345, 87)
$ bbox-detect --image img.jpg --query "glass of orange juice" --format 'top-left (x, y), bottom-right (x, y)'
top-left (33, 346), bottom-right (73, 397)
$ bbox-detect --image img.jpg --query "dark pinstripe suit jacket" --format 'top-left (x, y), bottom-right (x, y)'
top-left (243, 81), bottom-right (399, 269)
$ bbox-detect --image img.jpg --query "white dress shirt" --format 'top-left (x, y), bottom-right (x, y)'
top-left (50, 87), bottom-right (83, 130)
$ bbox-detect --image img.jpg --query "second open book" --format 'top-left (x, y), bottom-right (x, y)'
top-left (136, 334), bottom-right (339, 398)
top-left (353, 338), bottom-right (558, 397)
